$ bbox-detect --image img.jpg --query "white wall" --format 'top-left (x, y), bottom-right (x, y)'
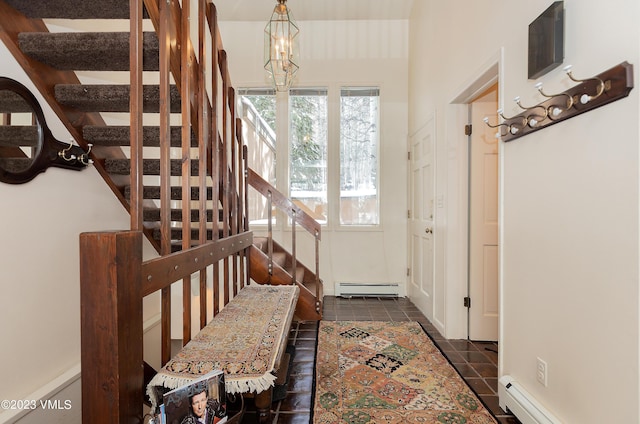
top-left (218, 19), bottom-right (409, 295)
top-left (0, 42), bottom-right (161, 423)
top-left (409, 0), bottom-right (639, 423)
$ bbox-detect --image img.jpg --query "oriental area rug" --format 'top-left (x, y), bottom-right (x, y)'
top-left (314, 321), bottom-right (497, 424)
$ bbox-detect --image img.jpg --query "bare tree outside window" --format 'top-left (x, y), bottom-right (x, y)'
top-left (289, 88), bottom-right (328, 221)
top-left (340, 87), bottom-right (380, 225)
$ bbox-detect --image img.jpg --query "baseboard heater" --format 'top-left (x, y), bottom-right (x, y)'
top-left (335, 282), bottom-right (399, 298)
top-left (499, 376), bottom-right (562, 424)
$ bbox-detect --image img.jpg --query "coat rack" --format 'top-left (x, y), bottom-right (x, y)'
top-left (484, 61), bottom-right (634, 142)
top-left (0, 77), bottom-right (92, 184)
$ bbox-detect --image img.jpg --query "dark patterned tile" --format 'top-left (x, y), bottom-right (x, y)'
top-left (485, 377), bottom-right (498, 393)
top-left (497, 416), bottom-right (523, 423)
top-left (453, 363), bottom-right (481, 378)
top-left (471, 363), bottom-right (498, 378)
top-left (296, 330), bottom-right (318, 340)
top-left (465, 378), bottom-right (494, 395)
top-left (289, 361), bottom-right (314, 375)
top-left (436, 341), bottom-right (456, 352)
top-left (287, 374), bottom-right (313, 392)
top-left (442, 351), bottom-right (466, 364)
top-left (292, 349), bottom-right (315, 362)
top-left (293, 339), bottom-right (316, 349)
top-left (458, 350), bottom-right (494, 363)
top-left (478, 395), bottom-right (508, 416)
top-left (279, 393), bottom-right (312, 411)
top-left (275, 412), bottom-right (312, 423)
top-left (448, 339), bottom-right (480, 351)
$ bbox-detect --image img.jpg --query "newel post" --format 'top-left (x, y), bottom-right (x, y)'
top-left (80, 231), bottom-right (143, 423)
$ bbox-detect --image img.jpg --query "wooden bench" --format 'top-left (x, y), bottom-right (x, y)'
top-left (147, 284), bottom-right (299, 423)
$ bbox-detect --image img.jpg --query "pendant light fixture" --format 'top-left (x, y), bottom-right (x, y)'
top-left (264, 0), bottom-right (299, 91)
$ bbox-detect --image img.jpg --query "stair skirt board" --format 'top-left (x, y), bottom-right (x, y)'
top-left (498, 376), bottom-right (561, 424)
top-left (334, 282), bottom-right (399, 298)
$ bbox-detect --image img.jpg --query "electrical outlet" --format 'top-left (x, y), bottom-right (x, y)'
top-left (536, 357), bottom-right (548, 387)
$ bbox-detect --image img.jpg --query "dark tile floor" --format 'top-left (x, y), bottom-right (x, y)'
top-left (240, 295), bottom-right (520, 423)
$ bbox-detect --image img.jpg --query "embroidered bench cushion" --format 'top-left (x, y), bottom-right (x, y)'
top-left (147, 285), bottom-right (299, 406)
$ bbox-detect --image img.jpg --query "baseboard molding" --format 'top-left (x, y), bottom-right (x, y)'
top-left (334, 282), bottom-right (400, 297)
top-left (0, 314), bottom-right (162, 423)
top-left (498, 376), bottom-right (561, 424)
top-left (0, 364), bottom-right (81, 424)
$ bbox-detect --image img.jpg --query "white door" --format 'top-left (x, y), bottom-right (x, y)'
top-left (409, 116), bottom-right (436, 323)
top-left (468, 84), bottom-right (499, 341)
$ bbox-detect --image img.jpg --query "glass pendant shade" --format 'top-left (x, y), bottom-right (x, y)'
top-left (264, 0), bottom-right (299, 91)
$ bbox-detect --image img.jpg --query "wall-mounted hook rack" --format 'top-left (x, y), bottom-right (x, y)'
top-left (488, 61), bottom-right (633, 142)
top-left (0, 77), bottom-right (92, 184)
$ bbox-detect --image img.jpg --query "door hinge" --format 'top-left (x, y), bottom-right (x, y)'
top-left (464, 297), bottom-right (471, 308)
top-left (408, 151), bottom-right (411, 160)
top-left (407, 267), bottom-right (410, 277)
top-left (464, 124), bottom-right (472, 136)
top-left (407, 209), bottom-right (411, 219)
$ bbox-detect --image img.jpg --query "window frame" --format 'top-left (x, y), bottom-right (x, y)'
top-left (238, 85), bottom-right (383, 232)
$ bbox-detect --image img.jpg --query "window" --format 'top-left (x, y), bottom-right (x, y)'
top-left (340, 87), bottom-right (380, 225)
top-left (289, 88), bottom-right (328, 221)
top-left (239, 86), bottom-right (380, 227)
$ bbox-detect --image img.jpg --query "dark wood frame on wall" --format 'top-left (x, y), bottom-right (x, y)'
top-left (528, 1), bottom-right (564, 80)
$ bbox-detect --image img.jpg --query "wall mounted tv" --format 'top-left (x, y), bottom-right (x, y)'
top-left (528, 1), bottom-right (564, 79)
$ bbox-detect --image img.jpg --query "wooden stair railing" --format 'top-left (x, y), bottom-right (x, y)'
top-left (0, 0), bottom-right (323, 419)
top-left (79, 0), bottom-right (252, 421)
top-left (247, 167), bottom-right (322, 317)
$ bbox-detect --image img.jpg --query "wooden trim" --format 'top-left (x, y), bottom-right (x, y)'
top-left (129, 0), bottom-right (144, 231)
top-left (142, 232), bottom-right (253, 296)
top-left (80, 231), bottom-right (143, 423)
top-left (158, 0), bottom-right (173, 366)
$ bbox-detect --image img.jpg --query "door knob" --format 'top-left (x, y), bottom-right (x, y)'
top-left (425, 227), bottom-right (433, 234)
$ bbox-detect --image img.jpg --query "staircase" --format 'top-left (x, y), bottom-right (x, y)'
top-left (0, 0), bottom-right (322, 319)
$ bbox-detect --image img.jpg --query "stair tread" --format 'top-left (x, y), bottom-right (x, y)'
top-left (124, 185), bottom-right (214, 200)
top-left (83, 125), bottom-right (196, 147)
top-left (55, 84), bottom-right (181, 113)
top-left (0, 157), bottom-right (32, 173)
top-left (143, 208), bottom-right (219, 222)
top-left (3, 0), bottom-right (149, 19)
top-left (18, 32), bottom-right (159, 71)
top-left (151, 227), bottom-right (218, 240)
top-left (0, 126), bottom-right (39, 147)
top-left (0, 89), bottom-right (34, 113)
top-left (104, 158), bottom-right (200, 176)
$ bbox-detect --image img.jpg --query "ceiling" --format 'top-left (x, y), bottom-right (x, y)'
top-left (214, 0), bottom-right (415, 22)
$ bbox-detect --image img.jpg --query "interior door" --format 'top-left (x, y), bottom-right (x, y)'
top-left (468, 84), bottom-right (499, 341)
top-left (409, 116), bottom-right (436, 322)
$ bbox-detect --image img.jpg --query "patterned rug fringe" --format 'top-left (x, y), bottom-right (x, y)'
top-left (147, 371), bottom-right (277, 407)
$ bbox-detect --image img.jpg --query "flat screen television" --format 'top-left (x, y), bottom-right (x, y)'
top-left (528, 1), bottom-right (564, 79)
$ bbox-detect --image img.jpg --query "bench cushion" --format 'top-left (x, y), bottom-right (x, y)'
top-left (147, 285), bottom-right (299, 407)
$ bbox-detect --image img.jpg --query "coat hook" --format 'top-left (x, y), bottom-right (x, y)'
top-left (483, 116), bottom-right (509, 138)
top-left (78, 144), bottom-right (94, 166)
top-left (498, 108), bottom-right (528, 135)
top-left (514, 96), bottom-right (548, 128)
top-left (535, 82), bottom-right (574, 118)
top-left (58, 139), bottom-right (77, 162)
top-left (564, 65), bottom-right (606, 105)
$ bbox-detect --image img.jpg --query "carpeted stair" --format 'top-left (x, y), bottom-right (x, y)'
top-left (0, 0), bottom-right (322, 319)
